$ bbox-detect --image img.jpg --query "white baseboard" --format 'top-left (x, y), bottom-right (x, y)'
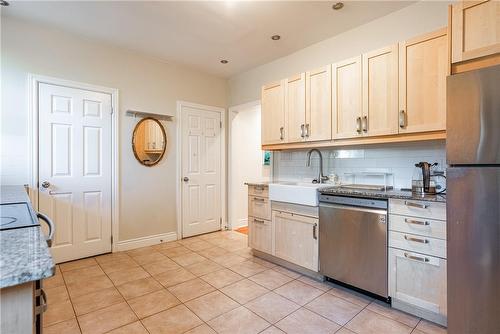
top-left (231, 218), bottom-right (248, 230)
top-left (113, 232), bottom-right (178, 252)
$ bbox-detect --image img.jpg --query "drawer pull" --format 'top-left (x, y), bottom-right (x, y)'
top-left (404, 235), bottom-right (429, 244)
top-left (404, 252), bottom-right (429, 263)
top-left (253, 197), bottom-right (266, 202)
top-left (254, 186), bottom-right (265, 192)
top-left (253, 219), bottom-right (265, 224)
top-left (405, 218), bottom-right (430, 226)
top-left (404, 201), bottom-right (428, 209)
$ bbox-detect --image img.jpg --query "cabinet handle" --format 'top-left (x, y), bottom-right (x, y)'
top-left (313, 223), bottom-right (318, 240)
top-left (305, 124), bottom-right (310, 138)
top-left (300, 124), bottom-right (305, 138)
top-left (253, 218), bottom-right (265, 224)
top-left (362, 116), bottom-right (368, 132)
top-left (404, 252), bottom-right (429, 263)
top-left (404, 201), bottom-right (428, 209)
top-left (279, 127), bottom-right (284, 140)
top-left (253, 197), bottom-right (265, 202)
top-left (404, 235), bottom-right (429, 244)
top-left (405, 218), bottom-right (430, 226)
top-left (254, 186), bottom-right (264, 192)
top-left (399, 110), bottom-right (406, 128)
top-left (356, 117), bottom-right (362, 134)
top-left (35, 288), bottom-right (48, 315)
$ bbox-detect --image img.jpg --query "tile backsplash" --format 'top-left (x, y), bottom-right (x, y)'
top-left (272, 140), bottom-right (447, 190)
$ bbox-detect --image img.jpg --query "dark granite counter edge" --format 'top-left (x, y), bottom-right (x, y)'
top-left (319, 187), bottom-right (446, 203)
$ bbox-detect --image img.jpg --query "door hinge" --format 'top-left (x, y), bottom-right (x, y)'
top-left (111, 235), bottom-right (113, 244)
top-left (219, 217), bottom-right (222, 228)
top-left (110, 107), bottom-right (114, 115)
top-left (220, 121), bottom-right (222, 129)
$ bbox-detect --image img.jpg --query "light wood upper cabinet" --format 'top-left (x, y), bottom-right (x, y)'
top-left (306, 65), bottom-right (332, 142)
top-left (285, 73), bottom-right (306, 143)
top-left (451, 0), bottom-right (500, 63)
top-left (399, 28), bottom-right (448, 134)
top-left (362, 44), bottom-right (399, 137)
top-left (332, 56), bottom-right (363, 139)
top-left (261, 80), bottom-right (286, 145)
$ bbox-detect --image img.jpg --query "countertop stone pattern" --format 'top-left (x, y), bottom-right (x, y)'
top-left (319, 187), bottom-right (446, 203)
top-left (1, 186), bottom-right (55, 288)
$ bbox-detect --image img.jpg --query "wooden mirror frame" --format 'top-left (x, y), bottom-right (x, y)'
top-left (131, 117), bottom-right (167, 167)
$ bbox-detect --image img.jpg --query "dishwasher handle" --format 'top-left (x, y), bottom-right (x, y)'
top-left (319, 202), bottom-right (387, 216)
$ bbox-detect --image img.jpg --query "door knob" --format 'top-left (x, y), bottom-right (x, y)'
top-left (183, 177), bottom-right (189, 182)
top-left (41, 181), bottom-right (51, 189)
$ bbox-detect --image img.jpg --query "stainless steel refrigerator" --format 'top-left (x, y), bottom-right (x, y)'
top-left (447, 64), bottom-right (500, 333)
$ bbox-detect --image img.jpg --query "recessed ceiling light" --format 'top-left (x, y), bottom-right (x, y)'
top-left (0, 1), bottom-right (10, 6)
top-left (271, 35), bottom-right (281, 41)
top-left (220, 59), bottom-right (228, 64)
top-left (332, 2), bottom-right (344, 10)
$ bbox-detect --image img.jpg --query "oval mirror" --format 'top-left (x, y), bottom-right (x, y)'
top-left (132, 117), bottom-right (167, 166)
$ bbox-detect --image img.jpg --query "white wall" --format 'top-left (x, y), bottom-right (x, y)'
top-left (274, 141), bottom-right (447, 190)
top-left (228, 1), bottom-right (450, 106)
top-left (1, 17), bottom-right (227, 242)
top-left (229, 103), bottom-right (271, 229)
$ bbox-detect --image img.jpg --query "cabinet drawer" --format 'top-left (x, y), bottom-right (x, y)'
top-left (248, 217), bottom-right (272, 254)
top-left (389, 214), bottom-right (446, 240)
top-left (248, 196), bottom-right (271, 220)
top-left (389, 231), bottom-right (446, 258)
top-left (389, 247), bottom-right (447, 317)
top-left (389, 199), bottom-right (446, 221)
top-left (248, 185), bottom-right (269, 198)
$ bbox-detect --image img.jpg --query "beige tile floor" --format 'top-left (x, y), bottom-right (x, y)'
top-left (42, 230), bottom-right (447, 334)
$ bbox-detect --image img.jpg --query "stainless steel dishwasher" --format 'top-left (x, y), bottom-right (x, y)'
top-left (319, 194), bottom-right (388, 298)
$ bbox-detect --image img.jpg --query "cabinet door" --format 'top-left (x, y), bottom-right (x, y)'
top-left (273, 211), bottom-right (319, 271)
top-left (389, 248), bottom-right (447, 317)
top-left (261, 81), bottom-right (286, 145)
top-left (332, 56), bottom-right (363, 139)
top-left (286, 73), bottom-right (306, 143)
top-left (306, 65), bottom-right (332, 142)
top-left (399, 28), bottom-right (448, 134)
top-left (362, 44), bottom-right (399, 137)
top-left (248, 217), bottom-right (272, 254)
top-left (451, 0), bottom-right (500, 63)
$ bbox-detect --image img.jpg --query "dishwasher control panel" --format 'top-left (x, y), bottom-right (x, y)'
top-left (319, 195), bottom-right (388, 209)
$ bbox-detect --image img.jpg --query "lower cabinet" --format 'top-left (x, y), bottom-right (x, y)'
top-left (389, 247), bottom-right (447, 324)
top-left (248, 217), bottom-right (272, 254)
top-left (273, 210), bottom-right (319, 272)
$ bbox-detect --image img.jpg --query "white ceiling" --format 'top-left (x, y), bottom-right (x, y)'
top-left (3, 1), bottom-right (414, 78)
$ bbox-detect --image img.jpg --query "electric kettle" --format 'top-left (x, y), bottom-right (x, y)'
top-left (412, 162), bottom-right (438, 194)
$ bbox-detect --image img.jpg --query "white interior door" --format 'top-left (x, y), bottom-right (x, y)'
top-left (181, 105), bottom-right (222, 238)
top-left (38, 82), bottom-right (112, 263)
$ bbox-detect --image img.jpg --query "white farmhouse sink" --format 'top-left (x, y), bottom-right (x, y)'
top-left (269, 182), bottom-right (327, 206)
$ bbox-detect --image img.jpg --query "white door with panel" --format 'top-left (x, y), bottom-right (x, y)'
top-left (38, 82), bottom-right (112, 263)
top-left (181, 105), bottom-right (222, 238)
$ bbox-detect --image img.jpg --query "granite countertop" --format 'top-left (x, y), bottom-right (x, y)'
top-left (0, 186), bottom-right (55, 289)
top-left (319, 186), bottom-right (446, 203)
top-left (245, 181), bottom-right (272, 187)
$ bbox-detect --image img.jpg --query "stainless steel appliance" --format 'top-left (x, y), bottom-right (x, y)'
top-left (319, 195), bottom-right (388, 298)
top-left (447, 64), bottom-right (500, 334)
